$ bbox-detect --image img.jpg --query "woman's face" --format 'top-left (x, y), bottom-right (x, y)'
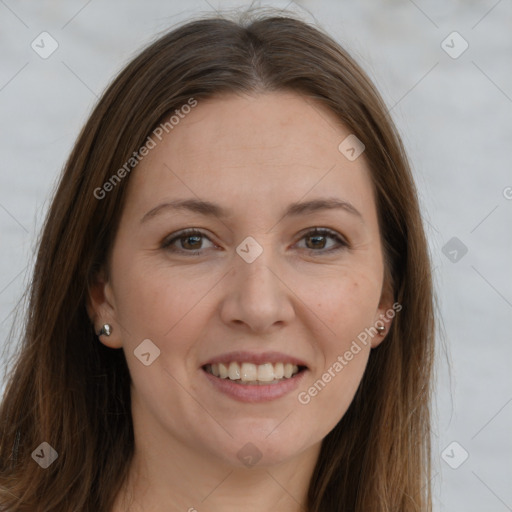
top-left (90, 91), bottom-right (393, 468)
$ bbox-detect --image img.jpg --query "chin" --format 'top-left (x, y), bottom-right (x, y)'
top-left (210, 434), bottom-right (310, 469)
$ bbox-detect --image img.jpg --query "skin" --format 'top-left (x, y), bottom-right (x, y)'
top-left (88, 91), bottom-right (394, 512)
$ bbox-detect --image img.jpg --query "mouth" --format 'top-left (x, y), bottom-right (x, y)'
top-left (202, 361), bottom-right (308, 385)
top-left (200, 351), bottom-right (310, 402)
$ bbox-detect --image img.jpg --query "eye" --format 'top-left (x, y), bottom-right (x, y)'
top-left (161, 227), bottom-right (348, 256)
top-left (161, 229), bottom-right (216, 255)
top-left (295, 228), bottom-right (348, 253)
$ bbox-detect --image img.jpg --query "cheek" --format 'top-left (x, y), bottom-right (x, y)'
top-left (293, 271), bottom-right (379, 430)
top-left (321, 276), bottom-right (379, 375)
top-left (300, 267), bottom-right (382, 339)
top-left (110, 260), bottom-right (213, 421)
top-left (111, 258), bottom-right (222, 385)
top-left (113, 257), bottom-right (208, 340)
top-left (299, 347), bottom-right (369, 442)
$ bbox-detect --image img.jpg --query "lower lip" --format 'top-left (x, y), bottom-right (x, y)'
top-left (201, 367), bottom-right (307, 403)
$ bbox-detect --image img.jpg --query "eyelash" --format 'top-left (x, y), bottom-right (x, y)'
top-left (161, 228), bottom-right (349, 256)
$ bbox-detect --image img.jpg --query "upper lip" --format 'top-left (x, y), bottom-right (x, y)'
top-left (201, 351), bottom-right (309, 368)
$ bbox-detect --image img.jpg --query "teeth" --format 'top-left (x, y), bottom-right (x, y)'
top-left (241, 362), bottom-right (257, 381)
top-left (257, 363), bottom-right (275, 382)
top-left (228, 361), bottom-right (240, 380)
top-left (218, 363), bottom-right (228, 379)
top-left (206, 361), bottom-right (301, 382)
top-left (274, 362), bottom-right (284, 379)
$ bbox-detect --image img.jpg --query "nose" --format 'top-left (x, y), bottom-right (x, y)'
top-left (219, 243), bottom-right (296, 334)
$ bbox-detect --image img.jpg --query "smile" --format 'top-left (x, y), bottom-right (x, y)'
top-left (203, 361), bottom-right (305, 385)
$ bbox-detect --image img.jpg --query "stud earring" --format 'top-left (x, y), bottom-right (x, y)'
top-left (376, 325), bottom-right (385, 335)
top-left (98, 324), bottom-right (112, 337)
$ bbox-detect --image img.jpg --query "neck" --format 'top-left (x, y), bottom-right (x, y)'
top-left (114, 451), bottom-right (318, 512)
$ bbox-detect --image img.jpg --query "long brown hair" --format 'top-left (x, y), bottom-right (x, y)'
top-left (0, 9), bottom-right (435, 511)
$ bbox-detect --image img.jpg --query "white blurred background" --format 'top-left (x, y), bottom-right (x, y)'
top-left (0, 1), bottom-right (511, 510)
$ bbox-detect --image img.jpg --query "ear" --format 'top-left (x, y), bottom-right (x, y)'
top-left (371, 276), bottom-right (396, 349)
top-left (86, 267), bottom-right (123, 349)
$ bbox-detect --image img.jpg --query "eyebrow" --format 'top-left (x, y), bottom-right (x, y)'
top-left (140, 197), bottom-right (364, 224)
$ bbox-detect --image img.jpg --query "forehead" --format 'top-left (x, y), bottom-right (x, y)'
top-left (123, 91), bottom-right (377, 224)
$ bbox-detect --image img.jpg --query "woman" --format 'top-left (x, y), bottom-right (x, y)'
top-left (0, 10), bottom-right (435, 512)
